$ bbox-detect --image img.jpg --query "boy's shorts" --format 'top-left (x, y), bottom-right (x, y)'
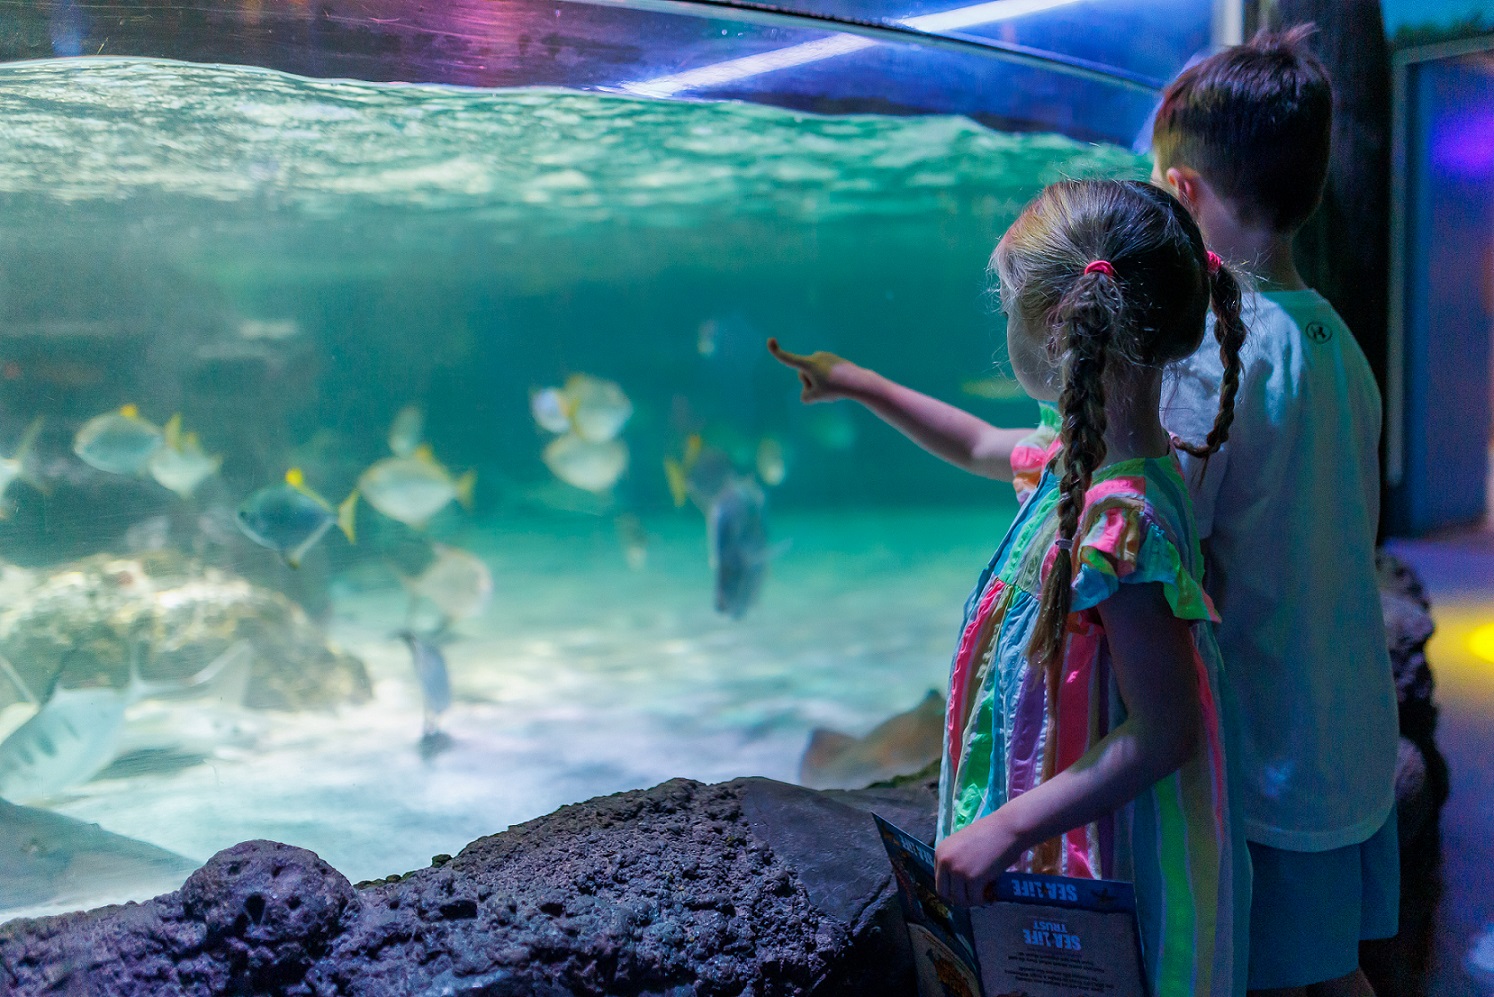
top-left (1246, 809), bottom-right (1400, 990)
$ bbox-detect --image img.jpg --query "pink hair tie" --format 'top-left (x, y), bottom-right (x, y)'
top-left (1083, 260), bottom-right (1117, 278)
top-left (1206, 251), bottom-right (1223, 274)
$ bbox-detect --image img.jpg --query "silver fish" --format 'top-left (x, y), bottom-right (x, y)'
top-left (397, 630), bottom-right (451, 739)
top-left (402, 543), bottom-right (493, 630)
top-left (388, 405), bottom-right (424, 458)
top-left (236, 468), bottom-right (357, 568)
top-left (565, 374), bottom-right (632, 443)
top-left (708, 475), bottom-right (770, 619)
top-left (529, 375), bottom-right (632, 443)
top-left (358, 446), bottom-right (475, 530)
top-left (0, 417), bottom-right (44, 514)
top-left (0, 642), bottom-right (252, 804)
top-left (73, 405), bottom-right (164, 476)
top-left (755, 437), bottom-right (787, 487)
top-left (542, 433), bottom-right (627, 494)
top-left (147, 414), bottom-right (221, 499)
top-left (529, 387), bottom-right (572, 435)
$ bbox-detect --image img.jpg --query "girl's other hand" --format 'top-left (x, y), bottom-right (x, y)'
top-left (933, 811), bottom-right (1024, 907)
top-left (766, 338), bottom-right (858, 403)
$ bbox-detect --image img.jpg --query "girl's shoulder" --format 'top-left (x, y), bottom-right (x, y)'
top-left (1070, 456), bottom-right (1216, 623)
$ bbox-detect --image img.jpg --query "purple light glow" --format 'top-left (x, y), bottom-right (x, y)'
top-left (1433, 107), bottom-right (1494, 179)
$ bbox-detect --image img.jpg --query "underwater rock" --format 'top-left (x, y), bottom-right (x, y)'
top-left (0, 799), bottom-right (198, 923)
top-left (0, 775), bottom-right (937, 996)
top-left (181, 841), bottom-right (356, 994)
top-left (0, 550), bottom-right (370, 713)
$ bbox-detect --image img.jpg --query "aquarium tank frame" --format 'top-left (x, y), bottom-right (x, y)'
top-left (0, 0), bottom-right (1232, 147)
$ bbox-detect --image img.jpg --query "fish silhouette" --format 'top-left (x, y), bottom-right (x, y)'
top-left (708, 475), bottom-right (772, 619)
top-left (0, 642), bottom-right (253, 804)
top-left (397, 630), bottom-right (452, 745)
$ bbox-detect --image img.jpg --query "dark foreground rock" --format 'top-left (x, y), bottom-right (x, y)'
top-left (1363, 552), bottom-right (1449, 997)
top-left (0, 776), bottom-right (937, 996)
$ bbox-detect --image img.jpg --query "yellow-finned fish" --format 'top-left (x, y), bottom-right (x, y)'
top-left (236, 468), bottom-right (358, 568)
top-left (401, 543), bottom-right (493, 630)
top-left (148, 414), bottom-right (221, 499)
top-left (960, 373), bottom-right (1028, 401)
top-left (529, 374), bottom-right (632, 443)
top-left (72, 404), bottom-right (164, 476)
top-left (358, 445), bottom-right (476, 530)
top-left (542, 433), bottom-right (627, 494)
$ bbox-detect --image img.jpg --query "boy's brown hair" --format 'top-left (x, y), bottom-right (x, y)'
top-left (1152, 24), bottom-right (1332, 233)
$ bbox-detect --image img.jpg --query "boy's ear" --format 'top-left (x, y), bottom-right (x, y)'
top-left (1163, 166), bottom-right (1205, 212)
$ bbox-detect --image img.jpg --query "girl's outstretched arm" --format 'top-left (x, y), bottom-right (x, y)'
top-left (767, 338), bottom-right (1031, 482)
top-left (934, 581), bottom-right (1202, 906)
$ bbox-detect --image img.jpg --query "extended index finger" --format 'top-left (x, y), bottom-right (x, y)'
top-left (766, 337), bottom-right (811, 370)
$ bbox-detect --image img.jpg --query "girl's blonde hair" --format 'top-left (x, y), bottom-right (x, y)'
top-left (993, 179), bottom-right (1246, 674)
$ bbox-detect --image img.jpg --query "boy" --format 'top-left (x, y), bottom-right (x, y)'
top-left (1153, 26), bottom-right (1399, 997)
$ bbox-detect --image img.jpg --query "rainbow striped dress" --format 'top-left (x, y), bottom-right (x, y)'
top-left (937, 409), bottom-right (1249, 997)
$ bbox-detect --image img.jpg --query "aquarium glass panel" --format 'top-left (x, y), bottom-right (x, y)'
top-left (2, 0), bottom-right (1178, 144)
top-left (0, 38), bottom-right (1146, 918)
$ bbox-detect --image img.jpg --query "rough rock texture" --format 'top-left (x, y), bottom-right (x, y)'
top-left (1363, 551), bottom-right (1448, 997)
top-left (0, 776), bottom-right (937, 996)
top-left (0, 550), bottom-right (370, 711)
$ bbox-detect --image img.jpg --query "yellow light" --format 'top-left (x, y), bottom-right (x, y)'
top-left (1470, 622), bottom-right (1494, 663)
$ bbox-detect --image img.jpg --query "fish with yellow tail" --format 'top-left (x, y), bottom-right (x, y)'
top-left (529, 374), bottom-right (632, 443)
top-left (663, 434), bottom-right (732, 513)
top-left (357, 445), bottom-right (475, 530)
top-left (0, 417), bottom-right (46, 514)
top-left (147, 414), bottom-right (221, 499)
top-left (542, 434), bottom-right (627, 494)
top-left (400, 543), bottom-right (493, 632)
top-left (236, 468), bottom-right (357, 568)
top-left (72, 404), bottom-right (164, 475)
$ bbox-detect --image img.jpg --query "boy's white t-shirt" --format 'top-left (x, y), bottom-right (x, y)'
top-left (1162, 289), bottom-right (1398, 853)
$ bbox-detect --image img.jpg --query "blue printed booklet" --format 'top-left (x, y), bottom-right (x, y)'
top-left (874, 814), bottom-right (1150, 997)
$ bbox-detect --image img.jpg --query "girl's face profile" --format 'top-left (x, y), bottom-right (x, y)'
top-left (1004, 306), bottom-right (1061, 402)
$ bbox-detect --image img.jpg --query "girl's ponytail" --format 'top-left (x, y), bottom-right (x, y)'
top-left (1027, 267), bottom-right (1125, 677)
top-left (1176, 255), bottom-right (1247, 459)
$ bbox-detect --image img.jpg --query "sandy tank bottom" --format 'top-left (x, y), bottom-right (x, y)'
top-left (0, 503), bottom-right (1013, 921)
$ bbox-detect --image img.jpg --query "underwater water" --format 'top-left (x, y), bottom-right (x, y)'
top-left (0, 57), bottom-right (1144, 917)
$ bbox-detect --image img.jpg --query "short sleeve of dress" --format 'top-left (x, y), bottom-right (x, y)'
top-left (1010, 403), bottom-right (1062, 502)
top-left (1068, 491), bottom-right (1219, 623)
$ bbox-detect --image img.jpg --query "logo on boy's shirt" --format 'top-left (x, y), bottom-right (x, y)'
top-left (1305, 322), bottom-right (1333, 344)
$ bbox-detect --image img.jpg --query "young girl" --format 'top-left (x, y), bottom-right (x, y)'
top-left (771, 180), bottom-right (1249, 996)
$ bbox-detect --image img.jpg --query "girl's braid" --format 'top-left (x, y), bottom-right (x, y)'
top-left (1026, 270), bottom-right (1125, 676)
top-left (1175, 261), bottom-right (1247, 459)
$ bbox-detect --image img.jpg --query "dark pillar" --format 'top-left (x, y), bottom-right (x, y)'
top-left (1260, 0), bottom-right (1393, 395)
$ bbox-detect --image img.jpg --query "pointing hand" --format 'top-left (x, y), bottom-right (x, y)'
top-left (766, 338), bottom-right (858, 403)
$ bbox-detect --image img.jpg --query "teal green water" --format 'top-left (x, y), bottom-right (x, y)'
top-left (0, 57), bottom-right (1145, 911)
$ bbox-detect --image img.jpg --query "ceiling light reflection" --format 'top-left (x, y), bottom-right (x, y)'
top-left (623, 0), bottom-right (1088, 98)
